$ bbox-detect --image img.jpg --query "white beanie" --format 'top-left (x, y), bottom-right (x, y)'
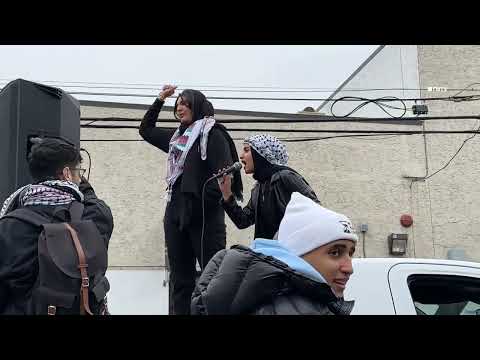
top-left (278, 192), bottom-right (358, 257)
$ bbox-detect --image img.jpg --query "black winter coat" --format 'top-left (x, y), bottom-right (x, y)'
top-left (0, 180), bottom-right (114, 314)
top-left (190, 245), bottom-right (354, 315)
top-left (222, 169), bottom-right (318, 239)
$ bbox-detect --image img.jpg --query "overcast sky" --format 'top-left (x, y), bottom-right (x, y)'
top-left (0, 45), bottom-right (378, 113)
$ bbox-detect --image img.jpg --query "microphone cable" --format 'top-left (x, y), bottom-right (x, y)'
top-left (200, 163), bottom-right (241, 271)
top-left (200, 175), bottom-right (217, 272)
top-left (80, 147), bottom-right (92, 181)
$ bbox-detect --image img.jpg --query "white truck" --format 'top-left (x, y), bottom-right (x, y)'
top-left (344, 258), bottom-right (480, 315)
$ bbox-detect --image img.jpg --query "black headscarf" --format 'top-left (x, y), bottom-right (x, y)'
top-left (216, 123), bottom-right (243, 202)
top-left (174, 89), bottom-right (214, 135)
top-left (173, 89), bottom-right (243, 201)
top-left (252, 148), bottom-right (289, 183)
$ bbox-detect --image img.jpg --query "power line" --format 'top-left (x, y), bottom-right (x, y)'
top-left (79, 132), bottom-right (478, 144)
top-left (330, 96), bottom-right (408, 118)
top-left (278, 134), bottom-right (404, 142)
top-left (2, 83), bottom-right (480, 103)
top-left (424, 121), bottom-right (480, 180)
top-left (0, 81), bottom-right (465, 94)
top-left (0, 82), bottom-right (339, 93)
top-left (83, 120), bottom-right (98, 126)
top-left (347, 135), bottom-right (401, 141)
top-left (0, 82), bottom-right (430, 93)
top-left (2, 78), bottom-right (480, 92)
top-left (79, 115), bottom-right (480, 123)
top-left (452, 82), bottom-right (480, 97)
top-left (5, 78), bottom-right (357, 90)
top-left (79, 134), bottom-right (405, 143)
top-left (79, 124), bottom-right (480, 135)
top-left (417, 80), bottom-right (480, 181)
top-left (65, 90), bottom-right (480, 103)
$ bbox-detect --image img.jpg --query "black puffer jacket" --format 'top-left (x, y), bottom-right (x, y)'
top-left (190, 245), bottom-right (354, 315)
top-left (222, 169), bottom-right (318, 239)
top-left (0, 180), bottom-right (114, 315)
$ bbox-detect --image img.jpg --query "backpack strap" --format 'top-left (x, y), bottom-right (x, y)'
top-left (68, 201), bottom-right (85, 222)
top-left (2, 208), bottom-right (51, 227)
top-left (64, 223), bottom-right (93, 315)
top-left (50, 201), bottom-right (85, 223)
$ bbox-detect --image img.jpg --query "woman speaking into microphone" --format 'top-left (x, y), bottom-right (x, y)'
top-left (218, 134), bottom-right (318, 240)
top-left (139, 85), bottom-right (242, 315)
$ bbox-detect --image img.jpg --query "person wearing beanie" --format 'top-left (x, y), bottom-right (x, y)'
top-left (191, 192), bottom-right (357, 315)
top-left (218, 133), bottom-right (318, 240)
top-left (139, 85), bottom-right (243, 315)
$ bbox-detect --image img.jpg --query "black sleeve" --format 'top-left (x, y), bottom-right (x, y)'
top-left (202, 128), bottom-right (235, 201)
top-left (79, 179), bottom-right (114, 249)
top-left (277, 171), bottom-right (320, 211)
top-left (206, 128), bottom-right (234, 175)
top-left (222, 189), bottom-right (256, 229)
top-left (139, 98), bottom-right (176, 153)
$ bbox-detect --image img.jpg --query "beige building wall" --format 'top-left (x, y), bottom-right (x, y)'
top-left (416, 45), bottom-right (480, 261)
top-left (80, 45), bottom-right (480, 268)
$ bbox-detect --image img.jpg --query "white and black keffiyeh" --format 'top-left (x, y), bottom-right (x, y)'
top-left (0, 180), bottom-right (84, 218)
top-left (245, 134), bottom-right (289, 166)
top-left (165, 117), bottom-right (215, 201)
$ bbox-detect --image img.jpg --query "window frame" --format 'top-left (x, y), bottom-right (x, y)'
top-left (387, 262), bottom-right (480, 315)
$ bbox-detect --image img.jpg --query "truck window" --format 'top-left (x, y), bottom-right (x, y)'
top-left (407, 274), bottom-right (480, 315)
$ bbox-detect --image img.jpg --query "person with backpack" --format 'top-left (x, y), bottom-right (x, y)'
top-left (0, 138), bottom-right (114, 315)
top-left (191, 192), bottom-right (357, 315)
top-left (139, 85), bottom-right (243, 315)
top-left (217, 134), bottom-right (318, 240)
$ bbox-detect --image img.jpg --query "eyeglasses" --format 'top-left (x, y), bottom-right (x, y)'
top-left (72, 168), bottom-right (87, 177)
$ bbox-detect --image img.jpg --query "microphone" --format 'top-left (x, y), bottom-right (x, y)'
top-left (213, 162), bottom-right (242, 179)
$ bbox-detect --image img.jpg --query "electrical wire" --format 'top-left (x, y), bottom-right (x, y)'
top-left (7, 78), bottom-right (364, 89)
top-left (79, 115), bottom-right (480, 124)
top-left (0, 82), bottom-right (345, 93)
top-left (3, 78), bottom-right (480, 93)
top-left (79, 124), bottom-right (480, 135)
top-left (200, 176), bottom-right (218, 272)
top-left (80, 118), bottom-right (480, 179)
top-left (3, 81), bottom-right (478, 103)
top-left (330, 96), bottom-right (408, 118)
top-left (0, 82), bottom-right (437, 93)
top-left (424, 121), bottom-right (480, 180)
top-left (80, 148), bottom-right (92, 181)
top-left (35, 90), bottom-right (480, 103)
top-left (80, 134), bottom-right (405, 143)
top-left (449, 95), bottom-right (480, 103)
top-left (83, 120), bottom-right (98, 126)
top-left (452, 82), bottom-right (480, 97)
top-left (346, 135), bottom-right (401, 141)
top-left (279, 134), bottom-right (403, 142)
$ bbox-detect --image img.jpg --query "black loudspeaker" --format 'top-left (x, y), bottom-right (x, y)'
top-left (0, 79), bottom-right (80, 203)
